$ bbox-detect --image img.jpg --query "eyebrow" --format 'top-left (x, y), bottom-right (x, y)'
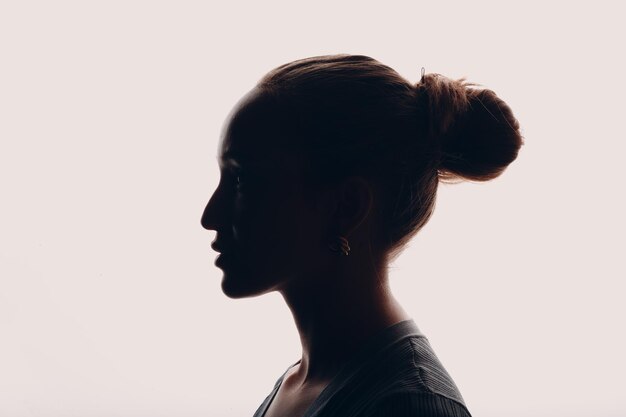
top-left (217, 151), bottom-right (248, 169)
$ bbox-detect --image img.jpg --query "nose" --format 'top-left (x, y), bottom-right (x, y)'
top-left (201, 175), bottom-right (234, 232)
top-left (201, 201), bottom-right (212, 230)
top-left (201, 188), bottom-right (221, 231)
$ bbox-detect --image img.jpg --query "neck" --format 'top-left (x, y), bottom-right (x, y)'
top-left (278, 255), bottom-right (410, 388)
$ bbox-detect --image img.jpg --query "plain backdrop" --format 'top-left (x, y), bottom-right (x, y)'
top-left (1, 1), bottom-right (624, 416)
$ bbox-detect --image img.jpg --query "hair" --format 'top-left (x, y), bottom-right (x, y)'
top-left (256, 54), bottom-right (523, 262)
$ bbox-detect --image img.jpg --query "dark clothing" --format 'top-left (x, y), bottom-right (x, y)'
top-left (252, 319), bottom-right (471, 417)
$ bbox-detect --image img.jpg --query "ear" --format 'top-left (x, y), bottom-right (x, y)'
top-left (333, 176), bottom-right (375, 236)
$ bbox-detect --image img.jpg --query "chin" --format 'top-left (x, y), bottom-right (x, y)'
top-left (220, 273), bottom-right (276, 299)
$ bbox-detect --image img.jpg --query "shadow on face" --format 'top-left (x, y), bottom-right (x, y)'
top-left (201, 87), bottom-right (333, 299)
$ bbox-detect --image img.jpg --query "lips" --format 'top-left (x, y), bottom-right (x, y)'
top-left (211, 239), bottom-right (234, 254)
top-left (215, 252), bottom-right (231, 268)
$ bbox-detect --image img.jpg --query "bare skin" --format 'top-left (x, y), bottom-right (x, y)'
top-left (262, 365), bottom-right (327, 417)
top-left (201, 86), bottom-right (411, 416)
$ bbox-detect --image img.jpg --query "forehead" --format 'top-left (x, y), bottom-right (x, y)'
top-left (217, 87), bottom-right (299, 173)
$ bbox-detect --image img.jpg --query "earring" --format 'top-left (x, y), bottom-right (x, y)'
top-left (328, 235), bottom-right (350, 256)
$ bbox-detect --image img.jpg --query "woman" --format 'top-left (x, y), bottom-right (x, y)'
top-left (201, 54), bottom-right (523, 417)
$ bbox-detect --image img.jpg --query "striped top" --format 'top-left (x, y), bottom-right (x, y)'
top-left (252, 319), bottom-right (472, 417)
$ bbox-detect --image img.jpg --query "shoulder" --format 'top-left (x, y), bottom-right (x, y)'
top-left (408, 336), bottom-right (466, 406)
top-left (361, 335), bottom-right (472, 416)
top-left (367, 391), bottom-right (472, 417)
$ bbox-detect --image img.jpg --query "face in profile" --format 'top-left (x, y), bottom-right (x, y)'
top-left (201, 87), bottom-right (331, 299)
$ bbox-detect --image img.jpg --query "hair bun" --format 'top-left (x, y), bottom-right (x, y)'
top-left (418, 73), bottom-right (524, 182)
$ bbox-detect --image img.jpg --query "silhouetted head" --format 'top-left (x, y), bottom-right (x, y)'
top-left (201, 54), bottom-right (523, 299)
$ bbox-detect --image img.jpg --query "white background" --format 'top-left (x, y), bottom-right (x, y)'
top-left (1, 1), bottom-right (624, 416)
